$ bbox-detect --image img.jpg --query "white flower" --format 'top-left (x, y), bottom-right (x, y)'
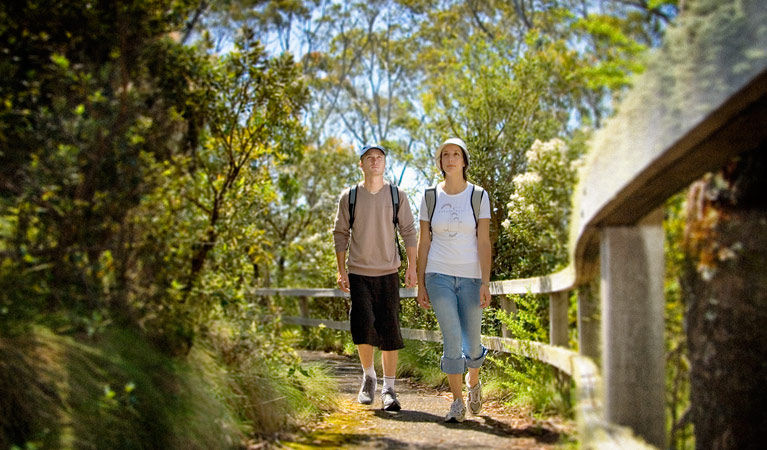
top-left (513, 172), bottom-right (542, 186)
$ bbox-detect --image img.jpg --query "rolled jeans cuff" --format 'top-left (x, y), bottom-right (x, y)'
top-left (466, 346), bottom-right (488, 369)
top-left (440, 355), bottom-right (466, 374)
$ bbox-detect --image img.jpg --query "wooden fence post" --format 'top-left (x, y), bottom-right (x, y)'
top-left (500, 296), bottom-right (518, 339)
top-left (600, 209), bottom-right (666, 448)
top-left (549, 291), bottom-right (569, 347)
top-left (298, 296), bottom-right (309, 328)
top-left (577, 280), bottom-right (600, 364)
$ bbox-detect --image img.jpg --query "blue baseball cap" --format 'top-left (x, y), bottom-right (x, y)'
top-left (359, 144), bottom-right (386, 159)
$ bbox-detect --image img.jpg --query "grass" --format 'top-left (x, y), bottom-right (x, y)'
top-left (0, 326), bottom-right (240, 449)
top-left (0, 324), bottom-right (341, 449)
top-left (395, 341), bottom-right (573, 419)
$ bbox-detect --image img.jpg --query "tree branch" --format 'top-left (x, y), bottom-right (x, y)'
top-left (181, 1), bottom-right (209, 45)
top-left (511, 0), bottom-right (533, 31)
top-left (467, 0), bottom-right (495, 40)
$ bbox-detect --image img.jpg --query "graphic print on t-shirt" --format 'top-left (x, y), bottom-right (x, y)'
top-left (438, 202), bottom-right (464, 238)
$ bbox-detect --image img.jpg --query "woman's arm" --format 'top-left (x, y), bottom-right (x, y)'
top-left (477, 218), bottom-right (492, 308)
top-left (416, 220), bottom-right (432, 308)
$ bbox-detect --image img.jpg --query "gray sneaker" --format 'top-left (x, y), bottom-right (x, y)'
top-left (381, 386), bottom-right (401, 411)
top-left (466, 373), bottom-right (482, 415)
top-left (444, 399), bottom-right (466, 423)
top-left (357, 376), bottom-right (376, 404)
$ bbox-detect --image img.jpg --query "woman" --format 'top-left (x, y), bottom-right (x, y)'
top-left (416, 137), bottom-right (492, 423)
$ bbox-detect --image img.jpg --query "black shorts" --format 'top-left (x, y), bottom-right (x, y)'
top-left (348, 272), bottom-right (404, 351)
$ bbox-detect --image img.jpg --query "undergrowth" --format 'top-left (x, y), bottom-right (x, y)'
top-left (0, 324), bottom-right (338, 449)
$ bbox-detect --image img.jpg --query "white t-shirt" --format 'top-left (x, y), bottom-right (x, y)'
top-left (419, 183), bottom-right (491, 278)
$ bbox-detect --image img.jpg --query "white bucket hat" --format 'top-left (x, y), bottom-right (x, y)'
top-left (436, 137), bottom-right (469, 171)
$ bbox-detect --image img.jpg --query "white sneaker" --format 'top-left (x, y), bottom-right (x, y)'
top-left (444, 399), bottom-right (466, 423)
top-left (357, 376), bottom-right (376, 404)
top-left (466, 373), bottom-right (482, 415)
top-left (381, 386), bottom-right (401, 411)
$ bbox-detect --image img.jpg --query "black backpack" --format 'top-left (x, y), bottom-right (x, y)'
top-left (424, 184), bottom-right (485, 238)
top-left (348, 183), bottom-right (403, 258)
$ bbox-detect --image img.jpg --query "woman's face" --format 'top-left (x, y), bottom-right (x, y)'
top-left (440, 144), bottom-right (465, 174)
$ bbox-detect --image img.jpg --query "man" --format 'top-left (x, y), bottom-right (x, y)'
top-left (333, 144), bottom-right (417, 411)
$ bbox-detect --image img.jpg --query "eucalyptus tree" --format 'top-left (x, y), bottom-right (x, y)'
top-left (187, 1), bottom-right (424, 293)
top-left (129, 36), bottom-right (309, 351)
top-left (398, 0), bottom-right (677, 278)
top-left (262, 138), bottom-right (360, 288)
top-left (184, 0), bottom-right (678, 287)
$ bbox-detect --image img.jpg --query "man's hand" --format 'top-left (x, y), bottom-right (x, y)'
top-left (337, 270), bottom-right (350, 293)
top-left (405, 265), bottom-right (417, 288)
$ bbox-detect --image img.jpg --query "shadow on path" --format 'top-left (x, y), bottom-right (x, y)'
top-left (282, 350), bottom-right (572, 449)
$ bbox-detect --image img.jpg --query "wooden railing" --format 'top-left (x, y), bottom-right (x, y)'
top-left (254, 1), bottom-right (767, 448)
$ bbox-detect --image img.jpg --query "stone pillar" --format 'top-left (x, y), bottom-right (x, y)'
top-left (600, 209), bottom-right (666, 448)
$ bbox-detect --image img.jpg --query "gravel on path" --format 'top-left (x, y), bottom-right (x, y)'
top-left (275, 350), bottom-right (575, 450)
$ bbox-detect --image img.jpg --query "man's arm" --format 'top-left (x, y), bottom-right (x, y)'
top-left (404, 245), bottom-right (417, 288)
top-left (416, 221), bottom-right (431, 308)
top-left (336, 251), bottom-right (350, 292)
top-left (396, 189), bottom-right (419, 288)
top-left (332, 189), bottom-right (351, 292)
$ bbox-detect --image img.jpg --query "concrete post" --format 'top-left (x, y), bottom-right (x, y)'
top-left (577, 280), bottom-right (600, 364)
top-left (600, 209), bottom-right (666, 448)
top-left (549, 291), bottom-right (569, 347)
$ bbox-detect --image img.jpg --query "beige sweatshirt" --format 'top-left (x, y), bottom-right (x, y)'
top-left (333, 182), bottom-right (418, 277)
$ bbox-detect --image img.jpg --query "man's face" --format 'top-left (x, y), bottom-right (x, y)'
top-left (360, 148), bottom-right (386, 176)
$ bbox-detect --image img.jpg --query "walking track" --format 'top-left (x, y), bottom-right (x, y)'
top-left (275, 350), bottom-right (574, 449)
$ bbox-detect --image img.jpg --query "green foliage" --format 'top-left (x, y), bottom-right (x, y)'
top-left (1, 0), bottom-right (686, 445)
top-left (497, 138), bottom-right (581, 280)
top-left (399, 297), bottom-right (439, 331)
top-left (290, 325), bottom-right (356, 355)
top-left (205, 321), bottom-right (339, 437)
top-left (263, 139), bottom-right (360, 289)
top-left (0, 0), bottom-right (200, 332)
top-left (485, 294), bottom-right (571, 416)
top-left (0, 324), bottom-right (340, 449)
top-left (0, 327), bottom-right (241, 449)
top-left (664, 192), bottom-right (694, 449)
top-left (486, 352), bottom-right (572, 416)
top-left (127, 35), bottom-right (309, 353)
top-left (395, 340), bottom-right (446, 386)
top-left (1, 2), bottom-right (323, 445)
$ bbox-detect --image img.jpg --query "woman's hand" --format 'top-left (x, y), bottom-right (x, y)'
top-left (416, 286), bottom-right (431, 309)
top-left (479, 284), bottom-right (491, 308)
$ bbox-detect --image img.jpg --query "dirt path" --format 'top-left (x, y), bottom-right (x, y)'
top-left (277, 350), bottom-right (574, 449)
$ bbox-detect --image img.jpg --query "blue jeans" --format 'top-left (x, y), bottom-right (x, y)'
top-left (425, 272), bottom-right (488, 374)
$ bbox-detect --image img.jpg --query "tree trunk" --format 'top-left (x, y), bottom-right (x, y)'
top-left (682, 146), bottom-right (767, 449)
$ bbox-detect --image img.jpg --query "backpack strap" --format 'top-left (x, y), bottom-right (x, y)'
top-left (425, 184), bottom-right (485, 239)
top-left (390, 184), bottom-right (400, 226)
top-left (424, 186), bottom-right (437, 238)
top-left (470, 184), bottom-right (485, 232)
top-left (348, 185), bottom-right (358, 229)
top-left (390, 184), bottom-right (403, 259)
